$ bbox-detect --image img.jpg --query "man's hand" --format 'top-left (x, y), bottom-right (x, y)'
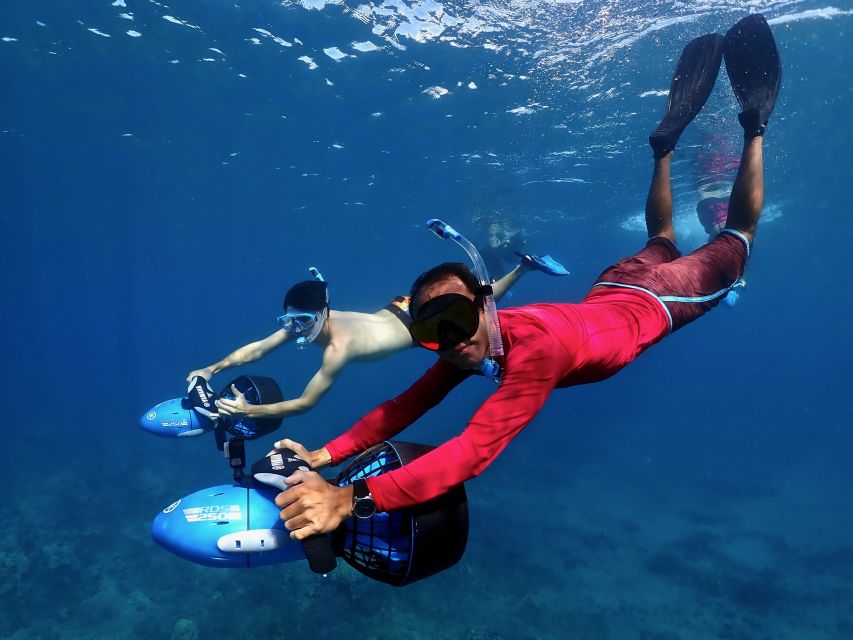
top-left (215, 384), bottom-right (249, 418)
top-left (275, 470), bottom-right (354, 540)
top-left (186, 367), bottom-right (214, 383)
top-left (269, 438), bottom-right (332, 469)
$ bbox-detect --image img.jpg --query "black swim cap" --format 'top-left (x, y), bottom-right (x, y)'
top-left (283, 280), bottom-right (329, 312)
top-left (410, 262), bottom-right (479, 319)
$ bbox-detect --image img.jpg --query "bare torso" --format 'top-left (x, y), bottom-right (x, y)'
top-left (322, 308), bottom-right (412, 366)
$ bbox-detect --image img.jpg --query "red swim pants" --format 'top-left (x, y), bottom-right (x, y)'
top-left (588, 230), bottom-right (749, 332)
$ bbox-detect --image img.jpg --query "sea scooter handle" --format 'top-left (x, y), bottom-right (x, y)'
top-left (250, 450), bottom-right (337, 575)
top-left (139, 375), bottom-right (284, 440)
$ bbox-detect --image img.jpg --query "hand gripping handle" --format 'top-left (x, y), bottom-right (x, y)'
top-left (251, 449), bottom-right (337, 574)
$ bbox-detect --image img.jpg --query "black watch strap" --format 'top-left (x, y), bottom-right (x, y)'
top-left (351, 478), bottom-right (377, 519)
top-left (352, 478), bottom-right (368, 499)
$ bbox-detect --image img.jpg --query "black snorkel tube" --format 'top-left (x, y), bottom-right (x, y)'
top-left (425, 218), bottom-right (504, 380)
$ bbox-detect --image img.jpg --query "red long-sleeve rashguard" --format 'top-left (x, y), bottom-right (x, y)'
top-left (325, 290), bottom-right (670, 512)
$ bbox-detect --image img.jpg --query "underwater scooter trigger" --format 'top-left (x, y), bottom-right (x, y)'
top-left (139, 375), bottom-right (284, 440)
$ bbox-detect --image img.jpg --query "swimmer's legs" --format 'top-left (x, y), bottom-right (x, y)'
top-left (720, 13), bottom-right (781, 246)
top-left (724, 136), bottom-right (763, 244)
top-left (645, 154), bottom-right (676, 243)
top-left (647, 134), bottom-right (764, 247)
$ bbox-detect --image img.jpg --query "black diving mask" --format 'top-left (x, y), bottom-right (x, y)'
top-left (409, 293), bottom-right (481, 352)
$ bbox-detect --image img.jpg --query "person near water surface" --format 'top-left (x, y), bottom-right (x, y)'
top-left (696, 133), bottom-right (741, 240)
top-left (266, 15), bottom-right (781, 539)
top-left (189, 255), bottom-right (566, 420)
top-left (473, 212), bottom-right (528, 278)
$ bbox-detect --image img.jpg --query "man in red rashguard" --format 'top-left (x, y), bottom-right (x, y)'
top-left (272, 15), bottom-right (781, 540)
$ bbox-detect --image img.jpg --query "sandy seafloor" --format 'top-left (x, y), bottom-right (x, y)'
top-left (5, 419), bottom-right (853, 640)
top-left (3, 0), bottom-right (853, 638)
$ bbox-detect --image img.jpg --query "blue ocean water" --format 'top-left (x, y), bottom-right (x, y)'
top-left (3, 0), bottom-right (853, 637)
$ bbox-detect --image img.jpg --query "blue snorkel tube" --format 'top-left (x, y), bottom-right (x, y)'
top-left (426, 219), bottom-right (504, 380)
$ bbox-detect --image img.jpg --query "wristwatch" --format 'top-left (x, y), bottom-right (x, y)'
top-left (351, 478), bottom-right (377, 519)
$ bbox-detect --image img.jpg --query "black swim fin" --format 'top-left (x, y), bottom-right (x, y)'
top-left (649, 33), bottom-right (726, 159)
top-left (724, 14), bottom-right (782, 139)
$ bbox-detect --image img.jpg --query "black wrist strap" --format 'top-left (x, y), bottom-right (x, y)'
top-left (352, 478), bottom-right (370, 500)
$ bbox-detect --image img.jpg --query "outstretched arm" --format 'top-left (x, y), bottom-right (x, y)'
top-left (216, 347), bottom-right (347, 420)
top-left (271, 359), bottom-right (471, 539)
top-left (278, 334), bottom-right (560, 538)
top-left (264, 360), bottom-right (468, 469)
top-left (363, 335), bottom-right (560, 512)
top-left (186, 330), bottom-right (291, 382)
top-left (323, 358), bottom-right (470, 463)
